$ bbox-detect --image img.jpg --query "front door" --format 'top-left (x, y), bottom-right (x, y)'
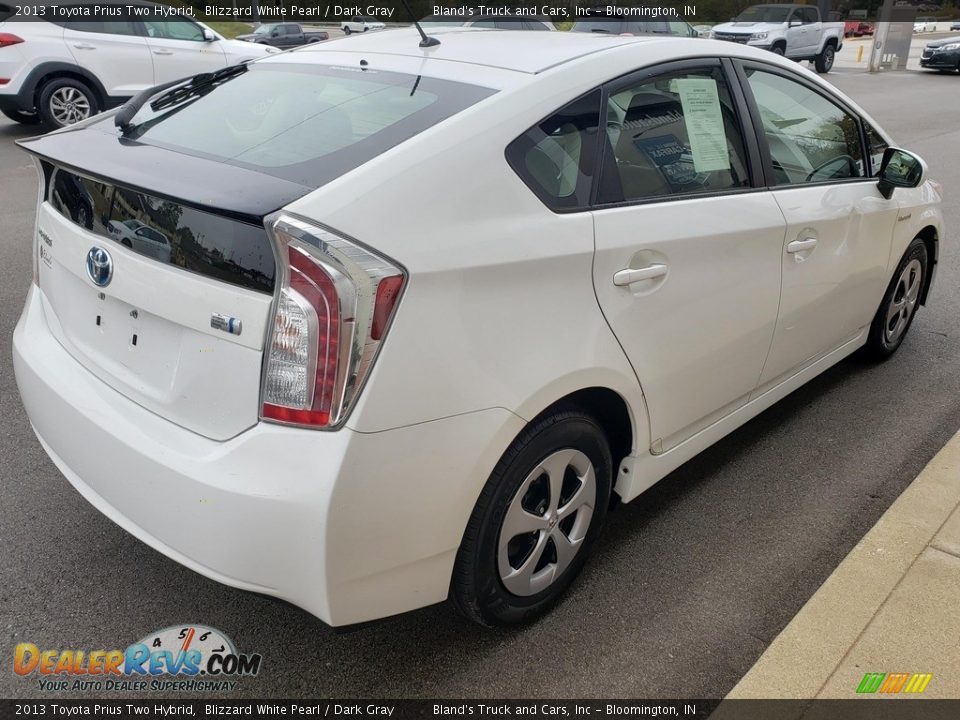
top-left (591, 61), bottom-right (786, 452)
top-left (739, 64), bottom-right (898, 390)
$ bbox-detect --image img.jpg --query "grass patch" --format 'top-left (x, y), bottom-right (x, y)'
top-left (205, 21), bottom-right (253, 39)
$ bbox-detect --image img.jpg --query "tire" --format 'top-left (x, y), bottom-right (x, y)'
top-left (451, 407), bottom-right (613, 627)
top-left (38, 77), bottom-right (98, 129)
top-left (815, 43), bottom-right (836, 73)
top-left (343, 26), bottom-right (351, 35)
top-left (1, 108), bottom-right (41, 125)
top-left (771, 43), bottom-right (786, 56)
top-left (861, 237), bottom-right (928, 361)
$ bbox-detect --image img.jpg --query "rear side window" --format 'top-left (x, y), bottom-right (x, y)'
top-left (506, 90), bottom-right (602, 211)
top-left (125, 64), bottom-right (496, 188)
top-left (599, 66), bottom-right (751, 204)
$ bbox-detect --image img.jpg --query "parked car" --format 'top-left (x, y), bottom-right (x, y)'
top-left (341, 16), bottom-right (385, 34)
top-left (14, 29), bottom-right (942, 628)
top-left (914, 17), bottom-right (938, 33)
top-left (951, 20), bottom-right (960, 31)
top-left (920, 35), bottom-right (960, 71)
top-left (570, 16), bottom-right (699, 37)
top-left (0, 3), bottom-right (277, 128)
top-left (107, 219), bottom-right (172, 263)
top-left (50, 169), bottom-right (95, 230)
top-left (236, 23), bottom-right (328, 48)
top-left (844, 21), bottom-right (874, 37)
top-left (711, 4), bottom-right (845, 72)
top-left (420, 15), bottom-right (555, 30)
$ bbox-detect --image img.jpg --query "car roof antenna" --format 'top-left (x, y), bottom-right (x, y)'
top-left (399, 0), bottom-right (440, 47)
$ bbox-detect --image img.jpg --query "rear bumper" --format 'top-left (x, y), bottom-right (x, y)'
top-left (13, 284), bottom-right (522, 625)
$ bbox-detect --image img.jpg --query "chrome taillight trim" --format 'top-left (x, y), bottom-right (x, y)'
top-left (259, 212), bottom-right (408, 430)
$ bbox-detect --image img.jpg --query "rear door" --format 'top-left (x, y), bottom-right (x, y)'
top-left (590, 59), bottom-right (786, 452)
top-left (736, 62), bottom-right (898, 391)
top-left (63, 16), bottom-right (153, 97)
top-left (143, 18), bottom-right (226, 84)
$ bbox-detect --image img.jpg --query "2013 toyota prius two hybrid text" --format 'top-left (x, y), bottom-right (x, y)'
top-left (13, 29), bottom-right (943, 627)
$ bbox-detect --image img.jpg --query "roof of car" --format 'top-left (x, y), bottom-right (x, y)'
top-left (297, 27), bottom-right (653, 74)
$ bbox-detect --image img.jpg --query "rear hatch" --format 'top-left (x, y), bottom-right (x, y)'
top-left (20, 128), bottom-right (313, 440)
top-left (19, 57), bottom-right (497, 440)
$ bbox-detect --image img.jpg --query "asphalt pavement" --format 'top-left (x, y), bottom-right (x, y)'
top-left (0, 67), bottom-right (958, 700)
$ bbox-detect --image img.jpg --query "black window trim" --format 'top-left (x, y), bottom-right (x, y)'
top-left (731, 58), bottom-right (876, 192)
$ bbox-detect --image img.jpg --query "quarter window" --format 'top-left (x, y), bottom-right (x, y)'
top-left (864, 122), bottom-right (891, 177)
top-left (598, 66), bottom-right (751, 204)
top-left (506, 90), bottom-right (602, 211)
top-left (745, 69), bottom-right (865, 185)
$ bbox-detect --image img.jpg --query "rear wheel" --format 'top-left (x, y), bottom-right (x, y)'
top-left (1, 108), bottom-right (41, 125)
top-left (38, 78), bottom-right (99, 128)
top-left (451, 408), bottom-right (612, 627)
top-left (861, 237), bottom-right (928, 360)
top-left (343, 26), bottom-right (351, 35)
top-left (815, 43), bottom-right (836, 73)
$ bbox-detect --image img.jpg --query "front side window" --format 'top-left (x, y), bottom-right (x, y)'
top-left (144, 20), bottom-right (205, 41)
top-left (598, 66), bottom-right (751, 204)
top-left (745, 69), bottom-right (864, 185)
top-left (506, 90), bottom-right (601, 211)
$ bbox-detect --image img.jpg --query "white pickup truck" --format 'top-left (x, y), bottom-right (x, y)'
top-left (711, 4), bottom-right (845, 73)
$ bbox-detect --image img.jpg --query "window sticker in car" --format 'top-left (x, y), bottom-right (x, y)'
top-left (675, 78), bottom-right (731, 173)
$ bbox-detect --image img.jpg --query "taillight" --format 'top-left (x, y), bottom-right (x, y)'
top-left (260, 214), bottom-right (406, 429)
top-left (0, 33), bottom-right (24, 48)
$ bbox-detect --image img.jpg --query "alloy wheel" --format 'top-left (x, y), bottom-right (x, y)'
top-left (884, 258), bottom-right (922, 346)
top-left (497, 448), bottom-right (596, 597)
top-left (49, 87), bottom-right (91, 126)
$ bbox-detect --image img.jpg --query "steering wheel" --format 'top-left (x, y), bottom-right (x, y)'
top-left (805, 154), bottom-right (857, 183)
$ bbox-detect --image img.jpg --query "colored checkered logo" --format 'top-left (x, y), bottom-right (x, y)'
top-left (857, 672), bottom-right (933, 694)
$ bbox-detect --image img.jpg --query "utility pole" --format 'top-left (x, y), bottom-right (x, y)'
top-left (868, 0), bottom-right (894, 72)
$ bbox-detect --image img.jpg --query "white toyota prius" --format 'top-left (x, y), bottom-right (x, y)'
top-left (13, 28), bottom-right (943, 627)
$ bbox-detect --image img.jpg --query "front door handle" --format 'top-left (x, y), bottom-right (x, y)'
top-left (613, 263), bottom-right (668, 286)
top-left (73, 43), bottom-right (96, 50)
top-left (787, 238), bottom-right (818, 253)
top-left (153, 49), bottom-right (174, 55)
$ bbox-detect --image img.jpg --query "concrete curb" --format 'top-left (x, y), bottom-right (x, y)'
top-left (724, 429), bottom-right (960, 700)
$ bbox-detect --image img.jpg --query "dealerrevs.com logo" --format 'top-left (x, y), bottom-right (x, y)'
top-left (14, 625), bottom-right (262, 692)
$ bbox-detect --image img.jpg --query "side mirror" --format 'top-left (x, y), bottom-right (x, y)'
top-left (877, 147), bottom-right (925, 199)
top-left (202, 28), bottom-right (216, 42)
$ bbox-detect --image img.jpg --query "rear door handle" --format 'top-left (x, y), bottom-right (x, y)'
top-left (153, 49), bottom-right (174, 55)
top-left (73, 43), bottom-right (96, 50)
top-left (613, 263), bottom-right (668, 286)
top-left (787, 238), bottom-right (818, 253)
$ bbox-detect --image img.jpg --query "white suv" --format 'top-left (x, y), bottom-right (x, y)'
top-left (0, 7), bottom-right (276, 128)
top-left (341, 16), bottom-right (386, 34)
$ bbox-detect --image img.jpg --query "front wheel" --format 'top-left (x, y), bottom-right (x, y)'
top-left (451, 408), bottom-right (612, 627)
top-left (771, 43), bottom-right (786, 56)
top-left (861, 237), bottom-right (928, 360)
top-left (815, 44), bottom-right (836, 73)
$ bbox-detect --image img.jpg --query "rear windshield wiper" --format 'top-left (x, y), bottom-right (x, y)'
top-left (115, 63), bottom-right (248, 134)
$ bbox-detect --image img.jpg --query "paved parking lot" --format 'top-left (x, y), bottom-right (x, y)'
top-left (0, 67), bottom-right (958, 699)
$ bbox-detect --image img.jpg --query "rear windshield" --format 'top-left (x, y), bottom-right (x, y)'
top-left (124, 63), bottom-right (496, 188)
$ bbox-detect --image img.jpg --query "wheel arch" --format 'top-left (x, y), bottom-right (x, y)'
top-left (916, 225), bottom-right (938, 305)
top-left (23, 62), bottom-right (108, 113)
